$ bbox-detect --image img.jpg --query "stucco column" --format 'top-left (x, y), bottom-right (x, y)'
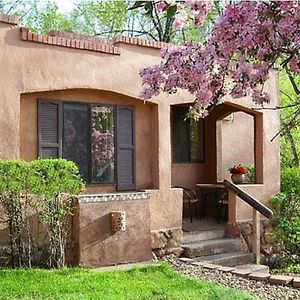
top-left (148, 101), bottom-right (183, 231)
top-left (254, 113), bottom-right (264, 184)
top-left (157, 102), bottom-right (172, 190)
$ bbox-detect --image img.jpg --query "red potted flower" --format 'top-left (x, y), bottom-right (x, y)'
top-left (228, 164), bottom-right (248, 184)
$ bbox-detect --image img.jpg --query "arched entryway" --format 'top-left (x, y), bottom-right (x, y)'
top-left (170, 101), bottom-right (263, 230)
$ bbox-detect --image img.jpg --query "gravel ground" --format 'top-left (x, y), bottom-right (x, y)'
top-left (165, 257), bottom-right (300, 300)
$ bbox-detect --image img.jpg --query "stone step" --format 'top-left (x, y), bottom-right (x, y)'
top-left (183, 229), bottom-right (225, 244)
top-left (192, 252), bottom-right (254, 267)
top-left (235, 263), bottom-right (269, 273)
top-left (183, 238), bottom-right (241, 258)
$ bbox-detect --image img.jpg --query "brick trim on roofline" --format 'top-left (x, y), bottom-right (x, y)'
top-left (0, 13), bottom-right (171, 53)
top-left (113, 35), bottom-right (171, 49)
top-left (20, 27), bottom-right (120, 55)
top-left (0, 14), bottom-right (19, 25)
top-left (48, 30), bottom-right (112, 45)
top-left (44, 31), bottom-right (171, 50)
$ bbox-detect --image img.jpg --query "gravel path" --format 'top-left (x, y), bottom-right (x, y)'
top-left (166, 257), bottom-right (300, 300)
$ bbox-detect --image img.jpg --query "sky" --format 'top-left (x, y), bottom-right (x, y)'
top-left (56, 0), bottom-right (76, 12)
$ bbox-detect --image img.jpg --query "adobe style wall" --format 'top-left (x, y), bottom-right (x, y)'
top-left (74, 194), bottom-right (152, 267)
top-left (20, 89), bottom-right (157, 192)
top-left (0, 15), bottom-right (280, 266)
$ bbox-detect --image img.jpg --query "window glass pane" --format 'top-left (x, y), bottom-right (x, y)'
top-left (172, 106), bottom-right (204, 163)
top-left (190, 119), bottom-right (204, 163)
top-left (190, 119), bottom-right (200, 162)
top-left (91, 105), bottom-right (115, 183)
top-left (63, 103), bottom-right (89, 181)
top-left (173, 107), bottom-right (189, 163)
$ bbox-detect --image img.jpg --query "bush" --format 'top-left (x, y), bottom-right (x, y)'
top-left (270, 167), bottom-right (300, 266)
top-left (0, 159), bottom-right (85, 268)
top-left (0, 160), bottom-right (32, 267)
top-left (280, 167), bottom-right (300, 195)
top-left (30, 159), bottom-right (85, 268)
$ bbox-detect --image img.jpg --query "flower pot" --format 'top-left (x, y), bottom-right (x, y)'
top-left (231, 173), bottom-right (246, 184)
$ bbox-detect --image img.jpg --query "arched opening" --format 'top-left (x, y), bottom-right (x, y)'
top-left (170, 102), bottom-right (263, 230)
top-left (20, 88), bottom-right (159, 193)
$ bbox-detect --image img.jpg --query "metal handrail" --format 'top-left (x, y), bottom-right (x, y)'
top-left (223, 179), bottom-right (273, 219)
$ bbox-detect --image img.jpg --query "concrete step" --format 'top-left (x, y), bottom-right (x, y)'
top-left (235, 264), bottom-right (269, 273)
top-left (183, 229), bottom-right (225, 244)
top-left (192, 252), bottom-right (254, 267)
top-left (183, 238), bottom-right (241, 258)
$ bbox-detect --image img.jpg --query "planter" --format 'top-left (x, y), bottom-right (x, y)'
top-left (231, 173), bottom-right (247, 184)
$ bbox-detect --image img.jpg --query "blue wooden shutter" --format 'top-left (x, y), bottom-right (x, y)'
top-left (116, 106), bottom-right (136, 191)
top-left (38, 99), bottom-right (62, 158)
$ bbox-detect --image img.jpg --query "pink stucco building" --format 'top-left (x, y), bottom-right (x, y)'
top-left (0, 15), bottom-right (280, 267)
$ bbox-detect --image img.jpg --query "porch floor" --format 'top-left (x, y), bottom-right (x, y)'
top-left (182, 217), bottom-right (226, 232)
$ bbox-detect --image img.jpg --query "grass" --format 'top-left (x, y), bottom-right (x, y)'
top-left (0, 263), bottom-right (256, 300)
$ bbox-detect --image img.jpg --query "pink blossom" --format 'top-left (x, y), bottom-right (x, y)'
top-left (156, 1), bottom-right (168, 12)
top-left (175, 12), bottom-right (188, 30)
top-left (140, 1), bottom-right (300, 117)
top-left (289, 57), bottom-right (300, 74)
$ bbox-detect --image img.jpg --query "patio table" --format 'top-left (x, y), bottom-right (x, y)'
top-left (195, 183), bottom-right (225, 222)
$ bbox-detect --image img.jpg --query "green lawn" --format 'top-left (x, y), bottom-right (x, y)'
top-left (0, 263), bottom-right (256, 300)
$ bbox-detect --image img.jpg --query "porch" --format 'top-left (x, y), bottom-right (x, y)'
top-left (170, 101), bottom-right (264, 225)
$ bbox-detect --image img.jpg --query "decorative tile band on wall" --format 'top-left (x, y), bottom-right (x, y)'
top-left (78, 191), bottom-right (150, 203)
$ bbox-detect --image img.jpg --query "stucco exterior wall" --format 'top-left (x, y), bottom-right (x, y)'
top-left (217, 112), bottom-right (255, 182)
top-left (74, 198), bottom-right (152, 268)
top-left (20, 89), bottom-right (156, 192)
top-left (0, 18), bottom-right (280, 251)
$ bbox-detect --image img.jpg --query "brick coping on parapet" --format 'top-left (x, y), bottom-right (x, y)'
top-left (0, 13), bottom-right (171, 55)
top-left (178, 257), bottom-right (300, 289)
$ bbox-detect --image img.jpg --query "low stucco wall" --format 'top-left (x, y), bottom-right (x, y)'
top-left (147, 188), bottom-right (183, 231)
top-left (74, 193), bottom-right (152, 267)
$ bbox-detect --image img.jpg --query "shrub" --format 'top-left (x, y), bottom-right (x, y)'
top-left (270, 167), bottom-right (300, 265)
top-left (0, 160), bottom-right (32, 267)
top-left (0, 159), bottom-right (84, 268)
top-left (280, 167), bottom-right (300, 195)
top-left (29, 159), bottom-right (84, 268)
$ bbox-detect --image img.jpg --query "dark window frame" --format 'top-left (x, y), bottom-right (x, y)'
top-left (38, 98), bottom-right (135, 189)
top-left (171, 106), bottom-right (205, 164)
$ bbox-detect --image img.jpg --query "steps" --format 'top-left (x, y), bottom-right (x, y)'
top-left (182, 228), bottom-right (254, 267)
top-left (183, 228), bottom-right (225, 243)
top-left (193, 252), bottom-right (254, 267)
top-left (183, 238), bottom-right (241, 258)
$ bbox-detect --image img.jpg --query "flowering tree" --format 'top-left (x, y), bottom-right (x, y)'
top-left (91, 106), bottom-right (115, 182)
top-left (140, 0), bottom-right (300, 125)
top-left (129, 0), bottom-right (222, 43)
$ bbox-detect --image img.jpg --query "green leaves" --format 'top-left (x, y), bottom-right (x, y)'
top-left (270, 167), bottom-right (300, 259)
top-left (166, 5), bottom-right (177, 19)
top-left (0, 158), bottom-right (84, 198)
top-left (0, 159), bottom-right (85, 268)
top-left (29, 159), bottom-right (85, 198)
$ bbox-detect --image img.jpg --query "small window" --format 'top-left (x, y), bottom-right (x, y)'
top-left (172, 106), bottom-right (204, 163)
